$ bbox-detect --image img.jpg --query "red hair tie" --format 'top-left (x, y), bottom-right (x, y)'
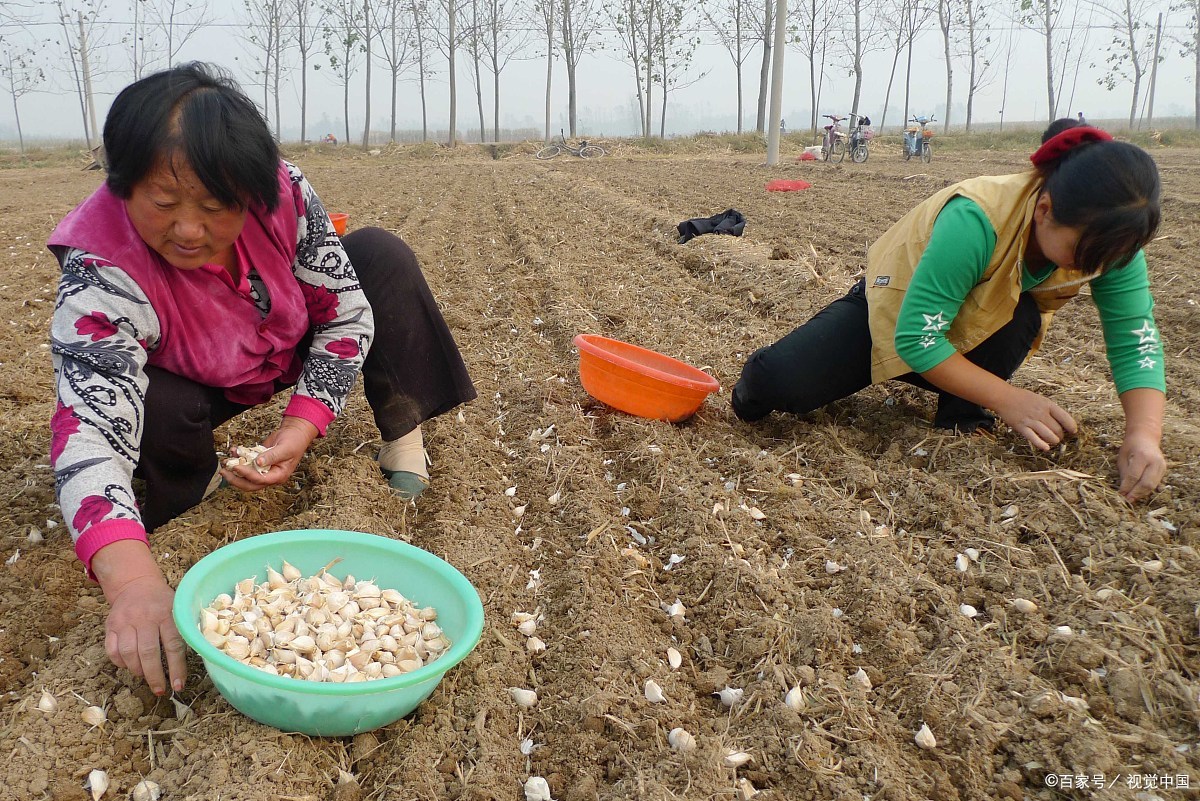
top-left (1030, 126), bottom-right (1114, 166)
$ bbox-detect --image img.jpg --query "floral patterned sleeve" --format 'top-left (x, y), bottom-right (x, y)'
top-left (49, 248), bottom-right (159, 574)
top-left (281, 163), bottom-right (374, 434)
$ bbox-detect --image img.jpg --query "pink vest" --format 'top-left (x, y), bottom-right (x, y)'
top-left (48, 163), bottom-right (309, 405)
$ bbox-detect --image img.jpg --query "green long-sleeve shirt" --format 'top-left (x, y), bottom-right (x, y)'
top-left (894, 196), bottom-right (1165, 394)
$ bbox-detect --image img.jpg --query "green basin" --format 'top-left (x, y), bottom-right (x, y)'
top-left (173, 529), bottom-right (484, 736)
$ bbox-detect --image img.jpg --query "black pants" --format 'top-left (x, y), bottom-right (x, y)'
top-left (732, 278), bottom-right (1041, 428)
top-left (134, 227), bottom-right (476, 531)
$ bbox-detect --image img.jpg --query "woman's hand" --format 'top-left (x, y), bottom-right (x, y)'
top-left (219, 416), bottom-right (319, 491)
top-left (921, 355), bottom-right (1077, 451)
top-left (992, 385), bottom-right (1079, 451)
top-left (1116, 388), bottom-right (1166, 502)
top-left (1117, 433), bottom-right (1166, 502)
top-left (93, 540), bottom-right (187, 695)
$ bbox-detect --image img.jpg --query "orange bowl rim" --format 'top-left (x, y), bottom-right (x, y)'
top-left (573, 333), bottom-right (719, 394)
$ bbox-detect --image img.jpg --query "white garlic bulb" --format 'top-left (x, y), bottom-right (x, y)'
top-left (37, 689), bottom-right (57, 713)
top-left (1009, 598), bottom-right (1038, 613)
top-left (85, 769), bottom-right (109, 801)
top-left (714, 686), bottom-right (743, 707)
top-left (666, 647), bottom-right (682, 670)
top-left (523, 776), bottom-right (552, 801)
top-left (81, 705), bottom-right (107, 728)
top-left (131, 780), bottom-right (162, 801)
top-left (664, 599), bottom-right (686, 621)
top-left (668, 727), bottom-right (696, 752)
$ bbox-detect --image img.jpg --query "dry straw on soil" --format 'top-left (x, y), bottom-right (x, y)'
top-left (0, 142), bottom-right (1196, 801)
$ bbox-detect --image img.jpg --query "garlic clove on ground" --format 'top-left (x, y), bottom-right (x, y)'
top-left (784, 686), bottom-right (804, 711)
top-left (82, 705), bottom-right (107, 728)
top-left (736, 778), bottom-right (760, 799)
top-left (722, 749), bottom-right (753, 768)
top-left (131, 780), bottom-right (162, 801)
top-left (1049, 625), bottom-right (1074, 641)
top-left (668, 727), bottom-right (696, 752)
top-left (1009, 598), bottom-right (1038, 613)
top-left (37, 689), bottom-right (58, 713)
top-left (666, 647), bottom-right (682, 670)
top-left (644, 679), bottom-right (666, 703)
top-left (914, 723), bottom-right (937, 750)
top-left (851, 668), bottom-right (872, 691)
top-left (663, 599), bottom-right (686, 622)
top-left (714, 686), bottom-right (743, 707)
top-left (523, 776), bottom-right (553, 801)
top-left (85, 769), bottom-right (109, 801)
top-left (959, 604), bottom-right (978, 618)
top-left (509, 687), bottom-right (538, 708)
top-left (954, 553), bottom-right (970, 572)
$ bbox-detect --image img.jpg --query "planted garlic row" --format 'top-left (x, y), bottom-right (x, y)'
top-left (200, 560), bottom-right (450, 683)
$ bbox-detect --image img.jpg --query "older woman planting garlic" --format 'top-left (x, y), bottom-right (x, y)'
top-left (47, 62), bottom-right (475, 696)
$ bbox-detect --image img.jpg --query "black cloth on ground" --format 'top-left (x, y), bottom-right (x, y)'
top-left (677, 208), bottom-right (746, 244)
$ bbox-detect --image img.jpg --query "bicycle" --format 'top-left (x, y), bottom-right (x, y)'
top-left (846, 113), bottom-right (874, 163)
top-left (819, 114), bottom-right (847, 163)
top-left (903, 114), bottom-right (936, 162)
top-left (535, 129), bottom-right (606, 160)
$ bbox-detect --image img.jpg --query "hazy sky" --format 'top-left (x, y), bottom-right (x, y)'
top-left (2, 0), bottom-right (1195, 143)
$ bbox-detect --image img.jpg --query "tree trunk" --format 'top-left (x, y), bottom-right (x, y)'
top-left (7, 63), bottom-right (25, 154)
top-left (544, 35), bottom-right (553, 143)
top-left (492, 26), bottom-right (501, 142)
top-left (363, 0), bottom-right (372, 147)
top-left (903, 37), bottom-right (914, 127)
top-left (1043, 1), bottom-right (1056, 119)
top-left (644, 7), bottom-right (654, 138)
top-left (300, 15), bottom-right (309, 142)
top-left (1145, 12), bottom-right (1162, 128)
top-left (881, 42), bottom-right (900, 133)
top-left (417, 24), bottom-right (429, 141)
top-left (567, 59), bottom-right (577, 136)
top-left (755, 0), bottom-right (771, 133)
top-left (473, 48), bottom-right (485, 142)
top-left (849, 0), bottom-right (863, 118)
top-left (940, 0), bottom-right (951, 133)
top-left (343, 76), bottom-right (351, 145)
top-left (736, 60), bottom-right (744, 134)
top-left (449, 1), bottom-right (458, 146)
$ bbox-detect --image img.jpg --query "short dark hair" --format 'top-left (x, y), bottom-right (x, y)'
top-left (103, 62), bottom-right (280, 211)
top-left (1041, 117), bottom-right (1081, 143)
top-left (1035, 139), bottom-right (1160, 275)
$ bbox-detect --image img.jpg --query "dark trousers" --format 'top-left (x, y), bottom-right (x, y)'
top-left (731, 278), bottom-right (1041, 428)
top-left (134, 227), bottom-right (476, 531)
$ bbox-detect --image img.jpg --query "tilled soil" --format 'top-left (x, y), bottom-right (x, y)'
top-left (0, 142), bottom-right (1197, 801)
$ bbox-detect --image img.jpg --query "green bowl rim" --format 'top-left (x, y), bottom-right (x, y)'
top-left (172, 528), bottom-right (484, 696)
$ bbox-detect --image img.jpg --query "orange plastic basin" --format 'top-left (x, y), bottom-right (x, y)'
top-left (574, 334), bottom-right (720, 422)
top-left (329, 212), bottom-right (349, 236)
